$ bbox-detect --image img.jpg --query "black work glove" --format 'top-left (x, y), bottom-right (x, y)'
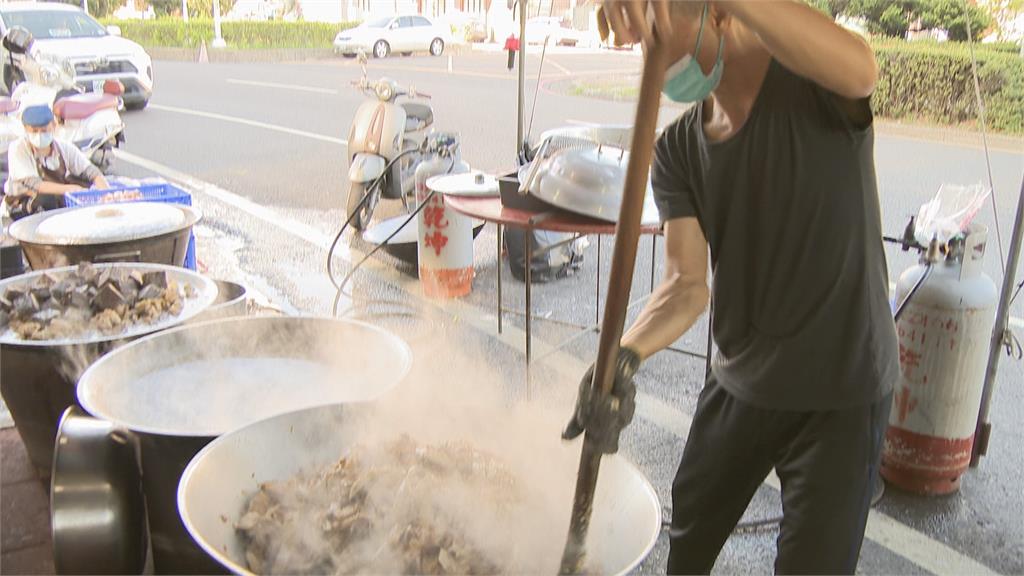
top-left (562, 347), bottom-right (640, 454)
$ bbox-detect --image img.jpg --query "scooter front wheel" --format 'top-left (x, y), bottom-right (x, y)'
top-left (345, 181), bottom-right (377, 231)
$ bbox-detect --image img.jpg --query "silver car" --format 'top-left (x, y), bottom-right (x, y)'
top-left (334, 15), bottom-right (451, 59)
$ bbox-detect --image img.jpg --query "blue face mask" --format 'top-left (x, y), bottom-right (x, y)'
top-left (662, 3), bottom-right (725, 103)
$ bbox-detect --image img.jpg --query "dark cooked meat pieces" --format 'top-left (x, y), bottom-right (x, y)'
top-left (3, 264), bottom-right (199, 341)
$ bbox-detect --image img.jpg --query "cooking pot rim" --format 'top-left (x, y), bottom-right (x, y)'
top-left (75, 315), bottom-right (414, 437)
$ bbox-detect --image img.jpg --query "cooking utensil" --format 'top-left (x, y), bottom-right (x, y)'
top-left (189, 279), bottom-right (248, 324)
top-left (75, 316), bottom-right (413, 574)
top-left (9, 203), bottom-right (200, 270)
top-left (52, 406), bottom-right (149, 575)
top-left (0, 263), bottom-right (217, 480)
top-left (560, 43), bottom-right (671, 574)
top-left (427, 171), bottom-right (500, 198)
top-left (177, 403), bottom-right (662, 576)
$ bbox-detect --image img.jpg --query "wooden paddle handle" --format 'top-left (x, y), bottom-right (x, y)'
top-left (559, 43), bottom-right (670, 575)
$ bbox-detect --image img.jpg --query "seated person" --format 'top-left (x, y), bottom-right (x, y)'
top-left (3, 104), bottom-right (108, 220)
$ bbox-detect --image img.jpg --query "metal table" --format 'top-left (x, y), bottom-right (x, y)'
top-left (446, 196), bottom-right (664, 369)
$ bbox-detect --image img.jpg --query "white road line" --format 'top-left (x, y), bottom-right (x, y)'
top-left (547, 58), bottom-right (573, 76)
top-left (114, 153), bottom-right (1003, 576)
top-left (148, 104), bottom-right (348, 146)
top-left (226, 78), bottom-right (338, 94)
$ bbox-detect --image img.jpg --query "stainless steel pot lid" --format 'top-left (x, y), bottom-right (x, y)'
top-left (427, 171), bottom-right (500, 197)
top-left (76, 317), bottom-right (413, 437)
top-left (10, 203), bottom-right (200, 245)
top-left (529, 147), bottom-right (660, 225)
top-left (0, 263), bottom-right (217, 347)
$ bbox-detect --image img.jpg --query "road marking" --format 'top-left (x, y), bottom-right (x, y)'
top-left (547, 58), bottom-right (573, 76)
top-left (114, 149), bottom-right (1004, 576)
top-left (226, 78), bottom-right (338, 94)
top-left (149, 104), bottom-right (347, 146)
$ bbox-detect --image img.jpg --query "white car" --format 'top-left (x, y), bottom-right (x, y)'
top-left (0, 3), bottom-right (153, 109)
top-left (334, 15), bottom-right (451, 59)
top-left (523, 17), bottom-right (582, 46)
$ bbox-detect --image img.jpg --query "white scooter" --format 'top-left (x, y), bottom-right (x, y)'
top-left (0, 27), bottom-right (125, 177)
top-left (345, 54), bottom-right (433, 230)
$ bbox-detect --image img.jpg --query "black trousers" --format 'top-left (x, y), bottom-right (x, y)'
top-left (668, 376), bottom-right (892, 575)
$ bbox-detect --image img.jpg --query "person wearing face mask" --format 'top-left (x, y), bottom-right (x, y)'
top-left (563, 2), bottom-right (896, 574)
top-left (3, 104), bottom-right (109, 220)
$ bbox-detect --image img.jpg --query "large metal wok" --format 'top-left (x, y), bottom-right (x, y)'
top-left (72, 316), bottom-right (412, 574)
top-left (9, 203), bottom-right (200, 269)
top-left (178, 403), bottom-right (661, 576)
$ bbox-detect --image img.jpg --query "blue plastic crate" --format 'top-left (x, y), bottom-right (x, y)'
top-left (65, 183), bottom-right (198, 270)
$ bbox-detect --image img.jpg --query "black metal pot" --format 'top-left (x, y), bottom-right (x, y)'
top-left (9, 204), bottom-right (200, 270)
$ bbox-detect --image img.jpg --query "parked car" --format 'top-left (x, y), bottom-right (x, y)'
top-left (521, 16), bottom-right (582, 46)
top-left (334, 15), bottom-right (451, 59)
top-left (0, 2), bottom-right (153, 109)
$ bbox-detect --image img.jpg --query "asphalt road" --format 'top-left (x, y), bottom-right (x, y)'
top-left (110, 51), bottom-right (1023, 575)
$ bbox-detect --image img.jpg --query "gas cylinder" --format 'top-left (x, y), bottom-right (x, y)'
top-left (414, 134), bottom-right (472, 298)
top-left (882, 224), bottom-right (998, 495)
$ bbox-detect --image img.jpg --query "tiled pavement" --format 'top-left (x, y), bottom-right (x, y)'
top-left (1, 427), bottom-right (54, 575)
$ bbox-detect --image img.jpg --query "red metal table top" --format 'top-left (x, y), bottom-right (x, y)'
top-left (445, 196), bottom-right (661, 235)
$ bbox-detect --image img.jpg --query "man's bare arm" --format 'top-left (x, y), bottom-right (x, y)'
top-left (622, 217), bottom-right (710, 360)
top-left (724, 1), bottom-right (878, 99)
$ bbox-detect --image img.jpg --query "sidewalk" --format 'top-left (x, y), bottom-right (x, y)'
top-left (1, 428), bottom-right (54, 575)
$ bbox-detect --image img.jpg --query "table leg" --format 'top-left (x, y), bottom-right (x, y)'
top-left (595, 235), bottom-right (601, 327)
top-left (496, 223), bottom-right (503, 335)
top-left (650, 235), bottom-right (657, 293)
top-left (525, 229), bottom-right (532, 367)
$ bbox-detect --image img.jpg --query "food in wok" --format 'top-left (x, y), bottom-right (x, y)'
top-left (237, 435), bottom-right (558, 575)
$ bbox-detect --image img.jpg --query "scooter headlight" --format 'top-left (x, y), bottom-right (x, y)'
top-left (375, 82), bottom-right (394, 101)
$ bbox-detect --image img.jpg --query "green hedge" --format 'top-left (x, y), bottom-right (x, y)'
top-left (101, 18), bottom-right (358, 49)
top-left (871, 40), bottom-right (1024, 134)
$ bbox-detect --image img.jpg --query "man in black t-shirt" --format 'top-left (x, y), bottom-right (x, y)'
top-left (563, 2), bottom-right (898, 573)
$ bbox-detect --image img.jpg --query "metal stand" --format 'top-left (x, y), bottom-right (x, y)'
top-left (972, 172), bottom-right (1024, 466)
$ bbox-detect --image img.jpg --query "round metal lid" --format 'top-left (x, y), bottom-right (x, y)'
top-left (531, 148), bottom-right (660, 225)
top-left (0, 263), bottom-right (218, 346)
top-left (10, 203), bottom-right (200, 246)
top-left (427, 171), bottom-right (499, 197)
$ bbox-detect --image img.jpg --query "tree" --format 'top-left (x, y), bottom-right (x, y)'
top-left (147, 0), bottom-right (236, 19)
top-left (57, 0), bottom-right (119, 18)
top-left (920, 0), bottom-right (995, 40)
top-left (148, 0), bottom-right (180, 17)
top-left (847, 0), bottom-right (922, 36)
top-left (806, 0), bottom-right (854, 17)
top-left (984, 0), bottom-right (1024, 40)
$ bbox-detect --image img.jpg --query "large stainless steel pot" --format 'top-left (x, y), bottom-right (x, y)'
top-left (178, 404), bottom-right (662, 576)
top-left (75, 316), bottom-right (413, 575)
top-left (0, 263), bottom-right (217, 480)
top-left (188, 279), bottom-right (247, 324)
top-left (9, 203), bottom-right (200, 270)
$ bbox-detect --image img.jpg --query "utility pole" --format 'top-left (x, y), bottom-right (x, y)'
top-left (82, 0), bottom-right (89, 14)
top-left (212, 0), bottom-right (227, 47)
top-left (182, 0), bottom-right (189, 23)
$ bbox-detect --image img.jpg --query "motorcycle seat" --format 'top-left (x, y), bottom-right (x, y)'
top-left (0, 97), bottom-right (16, 114)
top-left (401, 102), bottom-right (433, 132)
top-left (53, 93), bottom-right (118, 121)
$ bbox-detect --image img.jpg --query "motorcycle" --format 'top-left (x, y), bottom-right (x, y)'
top-left (0, 26), bottom-right (125, 178)
top-left (345, 53), bottom-right (433, 230)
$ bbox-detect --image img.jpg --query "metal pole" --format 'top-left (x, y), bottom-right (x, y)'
top-left (971, 172), bottom-right (1024, 466)
top-left (182, 0), bottom-right (189, 22)
top-left (212, 0), bottom-right (226, 48)
top-left (516, 0), bottom-right (526, 156)
top-left (82, 0), bottom-right (89, 14)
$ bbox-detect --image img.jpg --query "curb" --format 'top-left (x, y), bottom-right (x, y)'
top-left (148, 43), bottom-right (474, 63)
